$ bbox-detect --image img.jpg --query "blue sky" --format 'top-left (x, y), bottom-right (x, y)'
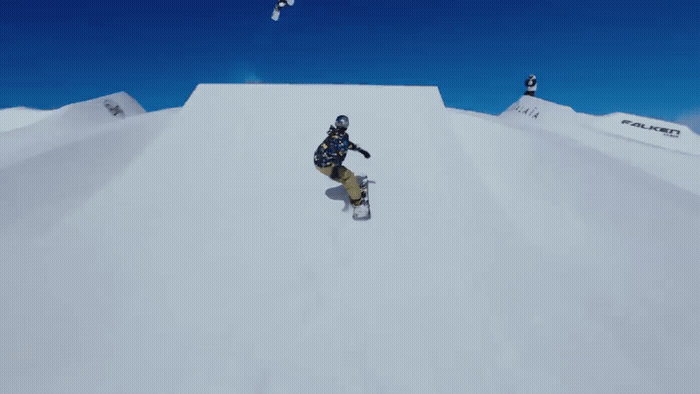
top-left (1, 0), bottom-right (698, 127)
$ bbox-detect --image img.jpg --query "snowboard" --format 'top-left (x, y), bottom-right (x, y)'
top-left (271, 0), bottom-right (294, 21)
top-left (352, 175), bottom-right (371, 220)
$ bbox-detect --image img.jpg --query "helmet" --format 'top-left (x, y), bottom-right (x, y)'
top-left (529, 74), bottom-right (536, 79)
top-left (334, 115), bottom-right (349, 130)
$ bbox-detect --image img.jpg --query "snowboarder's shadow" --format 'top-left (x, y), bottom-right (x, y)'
top-left (325, 185), bottom-right (352, 212)
top-left (325, 179), bottom-right (374, 212)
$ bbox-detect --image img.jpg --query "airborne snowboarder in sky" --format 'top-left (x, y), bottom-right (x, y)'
top-left (315, 115), bottom-right (371, 218)
top-left (271, 0), bottom-right (294, 21)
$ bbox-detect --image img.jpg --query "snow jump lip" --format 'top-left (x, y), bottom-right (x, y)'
top-left (0, 92), bottom-right (146, 170)
top-left (500, 95), bottom-right (700, 157)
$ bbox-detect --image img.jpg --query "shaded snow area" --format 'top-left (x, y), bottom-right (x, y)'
top-left (1, 85), bottom-right (698, 393)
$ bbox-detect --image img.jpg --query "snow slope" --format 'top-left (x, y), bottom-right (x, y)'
top-left (496, 96), bottom-right (700, 195)
top-left (0, 107), bottom-right (55, 132)
top-left (1, 85), bottom-right (698, 393)
top-left (0, 92), bottom-right (147, 170)
top-left (0, 92), bottom-right (145, 133)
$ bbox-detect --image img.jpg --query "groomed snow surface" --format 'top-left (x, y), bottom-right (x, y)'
top-left (1, 85), bottom-right (698, 393)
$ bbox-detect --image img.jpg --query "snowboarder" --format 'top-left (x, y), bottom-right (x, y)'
top-left (271, 0), bottom-right (294, 21)
top-left (524, 74), bottom-right (537, 96)
top-left (315, 115), bottom-right (371, 214)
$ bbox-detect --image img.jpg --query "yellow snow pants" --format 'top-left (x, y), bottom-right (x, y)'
top-left (316, 165), bottom-right (363, 206)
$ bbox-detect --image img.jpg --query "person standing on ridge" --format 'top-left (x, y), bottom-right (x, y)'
top-left (315, 115), bottom-right (371, 209)
top-left (524, 74), bottom-right (537, 96)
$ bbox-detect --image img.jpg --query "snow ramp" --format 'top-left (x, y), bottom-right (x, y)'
top-left (73, 84), bottom-right (515, 392)
top-left (1, 84), bottom-right (508, 393)
top-left (450, 104), bottom-right (700, 393)
top-left (0, 92), bottom-right (146, 169)
top-left (500, 95), bottom-right (700, 156)
top-left (498, 95), bottom-right (700, 195)
top-left (2, 84), bottom-right (699, 393)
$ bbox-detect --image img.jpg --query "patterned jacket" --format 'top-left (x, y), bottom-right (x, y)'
top-left (314, 126), bottom-right (359, 167)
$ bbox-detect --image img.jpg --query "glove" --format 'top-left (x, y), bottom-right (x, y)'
top-left (358, 148), bottom-right (371, 159)
top-left (330, 165), bottom-right (341, 180)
